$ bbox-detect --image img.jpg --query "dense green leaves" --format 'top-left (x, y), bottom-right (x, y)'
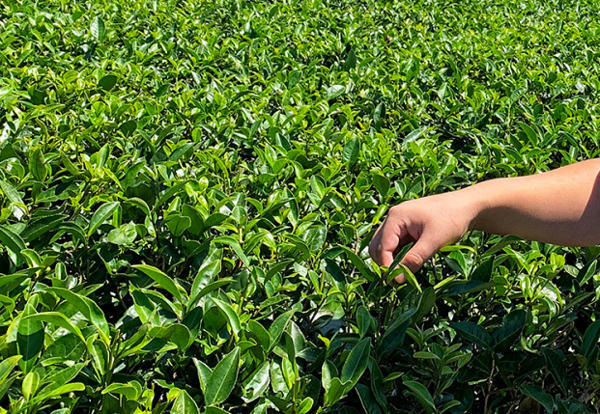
top-left (491, 309), bottom-right (527, 352)
top-left (1, 0), bottom-right (600, 412)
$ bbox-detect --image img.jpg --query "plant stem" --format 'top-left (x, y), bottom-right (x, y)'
top-left (483, 358), bottom-right (496, 414)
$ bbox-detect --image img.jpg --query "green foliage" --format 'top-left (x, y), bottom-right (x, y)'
top-left (1, 0), bottom-right (600, 412)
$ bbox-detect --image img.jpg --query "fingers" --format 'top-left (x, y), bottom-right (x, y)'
top-left (395, 235), bottom-right (438, 284)
top-left (369, 205), bottom-right (441, 284)
top-left (369, 216), bottom-right (403, 267)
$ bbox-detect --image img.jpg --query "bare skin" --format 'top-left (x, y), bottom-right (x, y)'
top-left (369, 159), bottom-right (600, 283)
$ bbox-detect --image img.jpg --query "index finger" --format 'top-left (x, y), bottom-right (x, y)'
top-left (369, 217), bottom-right (403, 267)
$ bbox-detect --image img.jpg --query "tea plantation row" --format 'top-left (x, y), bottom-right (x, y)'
top-left (1, 0), bottom-right (600, 413)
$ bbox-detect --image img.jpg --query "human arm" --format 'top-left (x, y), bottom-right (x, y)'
top-left (369, 159), bottom-right (600, 283)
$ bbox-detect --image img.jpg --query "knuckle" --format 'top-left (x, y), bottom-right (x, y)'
top-left (403, 251), bottom-right (424, 269)
top-left (389, 204), bottom-right (404, 215)
top-left (390, 201), bottom-right (417, 218)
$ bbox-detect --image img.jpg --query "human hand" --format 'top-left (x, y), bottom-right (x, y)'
top-left (369, 191), bottom-right (479, 283)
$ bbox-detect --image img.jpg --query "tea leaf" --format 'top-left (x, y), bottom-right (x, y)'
top-left (88, 202), bottom-right (119, 236)
top-left (403, 380), bottom-right (435, 414)
top-left (90, 16), bottom-right (106, 41)
top-left (205, 347), bottom-right (240, 406)
top-left (172, 389), bottom-right (199, 414)
top-left (133, 264), bottom-right (185, 303)
top-left (341, 338), bottom-right (371, 390)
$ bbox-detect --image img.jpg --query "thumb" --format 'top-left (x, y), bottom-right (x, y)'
top-left (396, 236), bottom-right (438, 284)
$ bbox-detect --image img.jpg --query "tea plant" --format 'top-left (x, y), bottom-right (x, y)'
top-left (1, 0), bottom-right (600, 413)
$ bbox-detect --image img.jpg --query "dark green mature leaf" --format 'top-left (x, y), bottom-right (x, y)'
top-left (373, 174), bottom-right (389, 198)
top-left (542, 347), bottom-right (567, 393)
top-left (451, 321), bottom-right (491, 349)
top-left (88, 202), bottom-right (119, 236)
top-left (403, 380), bottom-right (435, 414)
top-left (0, 272), bottom-right (30, 291)
top-left (582, 320), bottom-right (600, 361)
top-left (413, 287), bottom-right (436, 323)
top-left (0, 226), bottom-right (26, 265)
top-left (342, 137), bottom-right (360, 166)
top-left (471, 257), bottom-right (495, 282)
top-left (341, 338), bottom-right (371, 390)
top-left (211, 297), bottom-right (241, 340)
top-left (242, 362), bottom-right (270, 403)
top-left (373, 102), bottom-right (386, 126)
top-left (492, 310), bottom-right (526, 352)
top-left (356, 306), bottom-right (372, 339)
top-left (30, 148), bottom-right (46, 182)
top-left (133, 264), bottom-right (185, 303)
top-left (356, 384), bottom-right (383, 414)
top-left (46, 287), bottom-right (110, 345)
top-left (170, 324), bottom-right (192, 350)
top-left (21, 215), bottom-right (66, 242)
top-left (379, 309), bottom-right (415, 357)
top-left (22, 312), bottom-right (86, 343)
top-left (205, 407), bottom-right (229, 414)
top-left (190, 259), bottom-right (222, 294)
top-left (153, 180), bottom-right (190, 211)
top-left (98, 75), bottom-right (117, 91)
top-left (269, 310), bottom-right (295, 351)
top-left (519, 384), bottom-right (554, 413)
top-left (17, 302), bottom-right (44, 374)
top-left (344, 48), bottom-right (357, 70)
top-left (248, 320), bottom-right (271, 350)
top-left (203, 213), bottom-right (228, 230)
top-left (302, 225), bottom-right (327, 252)
top-left (166, 214), bottom-right (191, 237)
top-left (438, 280), bottom-right (496, 297)
top-left (205, 347), bottom-right (240, 406)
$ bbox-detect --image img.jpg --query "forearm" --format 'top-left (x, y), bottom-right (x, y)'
top-left (463, 159), bottom-right (600, 246)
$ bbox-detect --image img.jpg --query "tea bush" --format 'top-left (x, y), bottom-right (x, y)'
top-left (1, 0), bottom-right (600, 412)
